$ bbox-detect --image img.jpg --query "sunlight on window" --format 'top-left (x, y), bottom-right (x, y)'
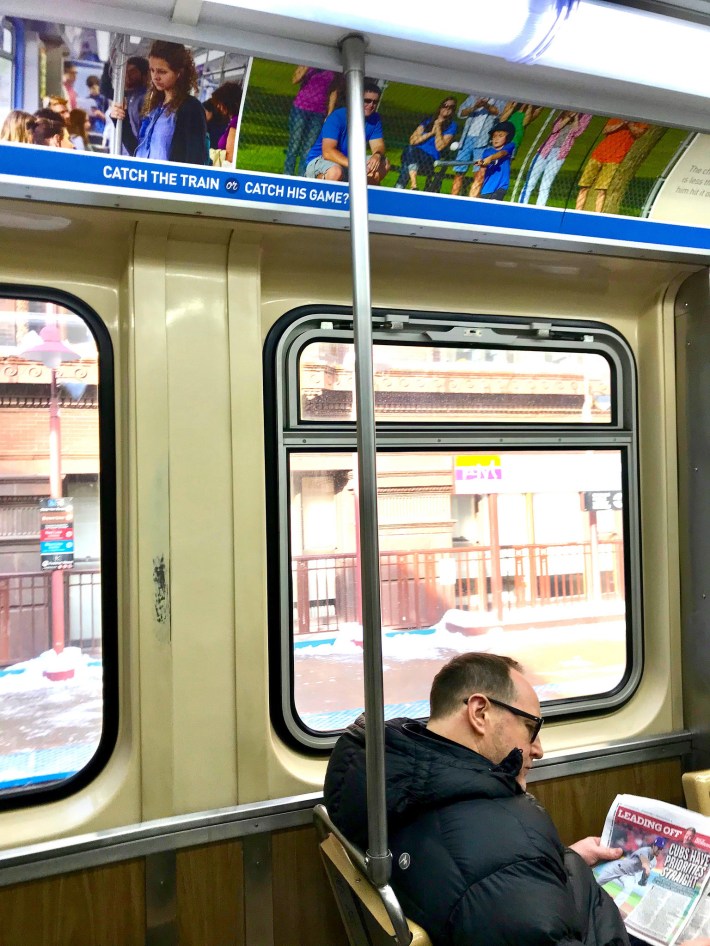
top-left (290, 450), bottom-right (626, 733)
top-left (0, 298), bottom-right (103, 793)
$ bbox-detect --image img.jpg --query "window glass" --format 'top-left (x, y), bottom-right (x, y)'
top-left (299, 341), bottom-right (612, 424)
top-left (290, 450), bottom-right (626, 733)
top-left (0, 57), bottom-right (11, 118)
top-left (270, 310), bottom-right (638, 747)
top-left (0, 296), bottom-right (112, 799)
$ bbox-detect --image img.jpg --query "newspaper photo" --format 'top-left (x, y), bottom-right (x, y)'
top-left (594, 794), bottom-right (710, 946)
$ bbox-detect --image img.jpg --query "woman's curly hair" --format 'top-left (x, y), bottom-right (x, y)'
top-left (142, 41), bottom-right (199, 115)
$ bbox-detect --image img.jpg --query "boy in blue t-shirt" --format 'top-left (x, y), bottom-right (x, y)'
top-left (304, 81), bottom-right (389, 185)
top-left (469, 121), bottom-right (516, 200)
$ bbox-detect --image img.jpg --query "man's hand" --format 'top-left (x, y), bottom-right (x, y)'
top-left (679, 940), bottom-right (710, 945)
top-left (366, 153), bottom-right (383, 175)
top-left (569, 836), bottom-right (623, 867)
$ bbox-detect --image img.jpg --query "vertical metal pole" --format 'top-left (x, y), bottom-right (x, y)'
top-left (340, 33), bottom-right (391, 889)
top-left (489, 493), bottom-right (503, 621)
top-left (110, 36), bottom-right (127, 157)
top-left (49, 368), bottom-right (65, 655)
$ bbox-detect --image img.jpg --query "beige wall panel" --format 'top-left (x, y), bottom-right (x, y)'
top-left (272, 826), bottom-right (348, 946)
top-left (0, 202), bottom-right (697, 842)
top-left (0, 860), bottom-right (145, 946)
top-left (177, 840), bottom-right (245, 946)
top-left (165, 235), bottom-right (238, 814)
top-left (132, 221), bottom-right (176, 820)
top-left (227, 238), bottom-right (272, 804)
top-left (533, 759), bottom-right (684, 846)
top-left (257, 226), bottom-right (696, 332)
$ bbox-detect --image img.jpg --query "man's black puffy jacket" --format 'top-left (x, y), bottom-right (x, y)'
top-left (324, 716), bottom-right (629, 946)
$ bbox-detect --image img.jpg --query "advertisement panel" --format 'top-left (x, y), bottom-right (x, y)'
top-left (0, 17), bottom-right (708, 254)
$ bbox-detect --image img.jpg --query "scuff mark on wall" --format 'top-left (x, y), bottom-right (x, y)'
top-left (153, 554), bottom-right (169, 627)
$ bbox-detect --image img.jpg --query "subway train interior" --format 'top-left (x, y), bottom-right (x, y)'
top-left (1, 0), bottom-right (710, 942)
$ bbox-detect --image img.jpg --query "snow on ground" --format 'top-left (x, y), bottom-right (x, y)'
top-left (294, 613), bottom-right (627, 726)
top-left (0, 648), bottom-right (103, 789)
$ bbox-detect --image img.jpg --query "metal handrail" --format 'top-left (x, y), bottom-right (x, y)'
top-left (0, 734), bottom-right (691, 887)
top-left (340, 33), bottom-right (391, 891)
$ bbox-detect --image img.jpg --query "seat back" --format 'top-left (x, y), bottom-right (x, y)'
top-left (683, 769), bottom-right (710, 815)
top-left (314, 805), bottom-right (432, 946)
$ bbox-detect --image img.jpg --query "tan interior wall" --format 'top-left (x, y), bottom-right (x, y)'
top-left (0, 199), bottom-right (697, 849)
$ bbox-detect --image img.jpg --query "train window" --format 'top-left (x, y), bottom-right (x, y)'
top-left (298, 342), bottom-right (612, 424)
top-left (0, 19), bottom-right (12, 116)
top-left (0, 292), bottom-right (116, 807)
top-left (266, 308), bottom-right (639, 749)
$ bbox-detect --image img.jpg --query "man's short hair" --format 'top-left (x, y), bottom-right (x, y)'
top-left (363, 80), bottom-right (381, 99)
top-left (127, 56), bottom-right (150, 79)
top-left (429, 653), bottom-right (522, 719)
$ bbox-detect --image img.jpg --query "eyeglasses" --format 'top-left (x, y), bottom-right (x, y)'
top-left (463, 696), bottom-right (544, 743)
top-left (363, 97), bottom-right (379, 105)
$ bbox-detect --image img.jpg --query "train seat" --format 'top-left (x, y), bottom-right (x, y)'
top-left (314, 804), bottom-right (432, 946)
top-left (682, 770), bottom-right (710, 816)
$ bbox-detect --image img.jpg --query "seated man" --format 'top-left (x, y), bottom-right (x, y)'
top-left (325, 653), bottom-right (710, 946)
top-left (304, 80), bottom-right (389, 185)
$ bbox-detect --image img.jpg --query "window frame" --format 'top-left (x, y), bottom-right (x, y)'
top-left (0, 284), bottom-right (117, 810)
top-left (0, 18), bottom-right (13, 112)
top-left (265, 305), bottom-right (641, 752)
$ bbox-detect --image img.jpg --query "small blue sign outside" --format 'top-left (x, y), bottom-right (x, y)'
top-left (39, 498), bottom-right (74, 571)
top-left (40, 540), bottom-right (75, 554)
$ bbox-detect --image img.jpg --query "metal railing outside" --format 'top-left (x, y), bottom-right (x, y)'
top-left (0, 568), bottom-right (101, 664)
top-left (292, 541), bottom-right (624, 635)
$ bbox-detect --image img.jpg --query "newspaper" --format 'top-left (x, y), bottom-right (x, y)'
top-left (594, 794), bottom-right (710, 945)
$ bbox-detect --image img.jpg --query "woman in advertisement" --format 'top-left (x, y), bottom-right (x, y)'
top-left (210, 80), bottom-right (243, 165)
top-left (0, 110), bottom-right (36, 144)
top-left (111, 40), bottom-right (208, 165)
top-left (520, 110), bottom-right (591, 206)
top-left (395, 97), bottom-right (457, 190)
top-left (283, 67), bottom-right (338, 177)
top-left (67, 109), bottom-right (92, 151)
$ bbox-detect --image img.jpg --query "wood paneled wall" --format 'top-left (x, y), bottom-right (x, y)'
top-left (533, 759), bottom-right (684, 845)
top-left (0, 758), bottom-right (684, 946)
top-left (177, 840), bottom-right (246, 945)
top-left (273, 827), bottom-right (349, 946)
top-left (0, 859), bottom-right (145, 946)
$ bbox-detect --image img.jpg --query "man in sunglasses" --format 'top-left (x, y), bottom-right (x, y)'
top-left (325, 652), bottom-right (630, 945)
top-left (304, 80), bottom-right (389, 185)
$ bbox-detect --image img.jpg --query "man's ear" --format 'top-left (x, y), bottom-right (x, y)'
top-left (465, 694), bottom-right (488, 737)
